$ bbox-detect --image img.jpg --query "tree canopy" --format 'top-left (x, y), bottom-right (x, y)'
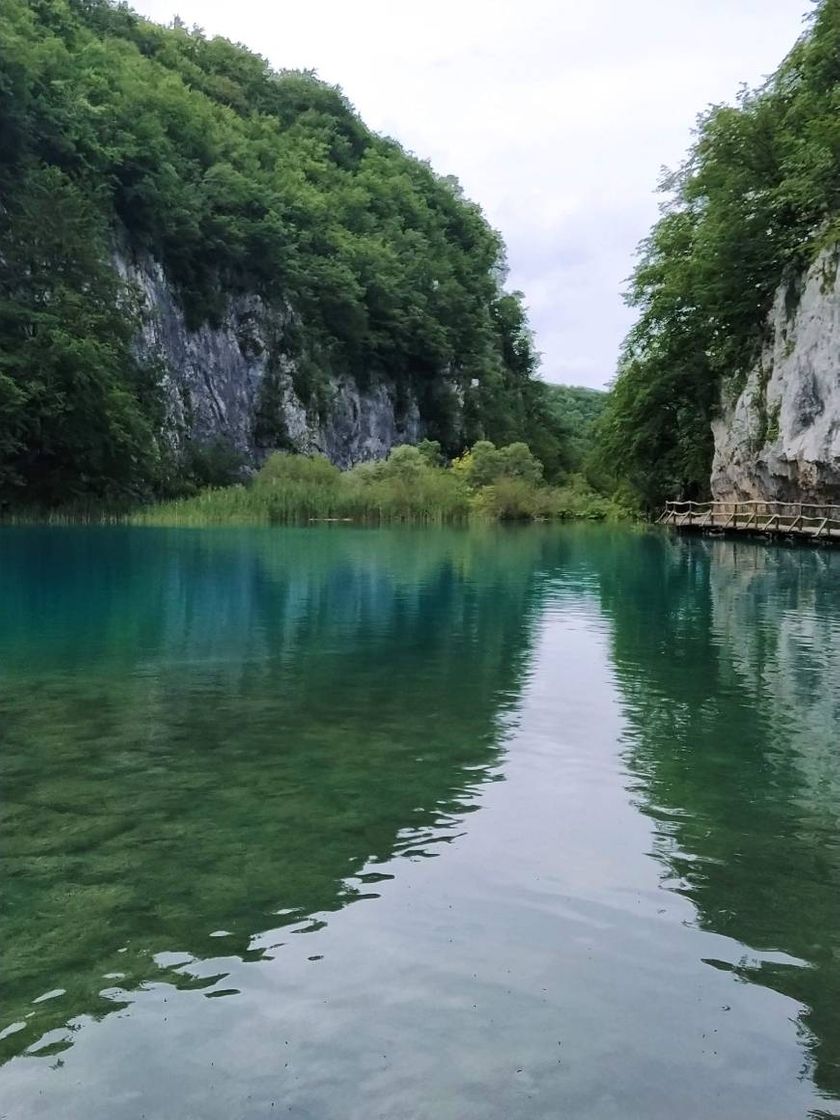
top-left (0, 0), bottom-right (566, 505)
top-left (543, 384), bottom-right (606, 471)
top-left (594, 0), bottom-right (840, 509)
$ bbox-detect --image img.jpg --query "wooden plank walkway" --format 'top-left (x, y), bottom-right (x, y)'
top-left (658, 500), bottom-right (840, 542)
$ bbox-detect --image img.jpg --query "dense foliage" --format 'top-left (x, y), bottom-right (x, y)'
top-left (544, 385), bottom-right (606, 470)
top-left (0, 0), bottom-right (566, 506)
top-left (134, 444), bottom-right (625, 526)
top-left (595, 0), bottom-right (840, 509)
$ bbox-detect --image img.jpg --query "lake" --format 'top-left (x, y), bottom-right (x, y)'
top-left (1, 525), bottom-right (839, 1119)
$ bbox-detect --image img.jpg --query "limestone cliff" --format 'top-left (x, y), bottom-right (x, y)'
top-left (115, 247), bottom-right (423, 471)
top-left (711, 247), bottom-right (840, 501)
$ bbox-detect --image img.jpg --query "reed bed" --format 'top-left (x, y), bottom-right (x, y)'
top-left (130, 446), bottom-right (627, 528)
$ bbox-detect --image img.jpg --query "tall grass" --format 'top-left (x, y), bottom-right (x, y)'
top-left (131, 446), bottom-right (631, 528)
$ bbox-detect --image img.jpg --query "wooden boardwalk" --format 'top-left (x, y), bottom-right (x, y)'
top-left (658, 500), bottom-right (840, 542)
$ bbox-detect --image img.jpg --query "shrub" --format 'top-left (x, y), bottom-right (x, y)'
top-left (343, 454), bottom-right (470, 523)
top-left (377, 445), bottom-right (429, 481)
top-left (132, 446), bottom-right (633, 526)
top-left (454, 439), bottom-right (543, 490)
top-left (416, 439), bottom-right (443, 467)
top-left (256, 452), bottom-right (341, 487)
top-left (471, 478), bottom-right (539, 521)
top-left (533, 475), bottom-right (631, 521)
top-left (497, 442), bottom-right (543, 484)
top-left (455, 440), bottom-right (502, 488)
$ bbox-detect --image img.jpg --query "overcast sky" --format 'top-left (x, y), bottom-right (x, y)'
top-left (133, 0), bottom-right (810, 388)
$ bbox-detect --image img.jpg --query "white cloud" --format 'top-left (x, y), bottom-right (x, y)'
top-left (131, 0), bottom-right (810, 387)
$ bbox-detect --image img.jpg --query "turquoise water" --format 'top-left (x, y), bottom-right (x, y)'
top-left (1, 525), bottom-right (839, 1119)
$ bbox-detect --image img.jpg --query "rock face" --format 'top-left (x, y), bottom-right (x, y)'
top-left (115, 247), bottom-right (423, 469)
top-left (707, 538), bottom-right (840, 803)
top-left (712, 247), bottom-right (840, 501)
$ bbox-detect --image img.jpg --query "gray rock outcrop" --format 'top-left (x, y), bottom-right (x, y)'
top-left (712, 247), bottom-right (840, 501)
top-left (115, 247), bottom-right (423, 470)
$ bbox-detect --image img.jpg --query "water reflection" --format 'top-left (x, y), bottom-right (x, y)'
top-left (2, 526), bottom-right (840, 1118)
top-left (0, 527), bottom-right (552, 1063)
top-left (601, 535), bottom-right (840, 1104)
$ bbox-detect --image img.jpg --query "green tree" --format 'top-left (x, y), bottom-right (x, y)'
top-left (0, 0), bottom-right (571, 506)
top-left (0, 164), bottom-right (160, 505)
top-left (594, 0), bottom-right (840, 508)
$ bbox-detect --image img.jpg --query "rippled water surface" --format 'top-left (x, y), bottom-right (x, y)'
top-left (2, 525), bottom-right (840, 1119)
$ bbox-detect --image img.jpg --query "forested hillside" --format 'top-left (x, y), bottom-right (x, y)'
top-left (595, 0), bottom-right (840, 509)
top-left (544, 384), bottom-right (606, 471)
top-left (0, 0), bottom-right (565, 507)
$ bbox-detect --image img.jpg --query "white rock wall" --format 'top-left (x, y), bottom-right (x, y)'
top-left (712, 247), bottom-right (840, 501)
top-left (114, 247), bottom-right (423, 469)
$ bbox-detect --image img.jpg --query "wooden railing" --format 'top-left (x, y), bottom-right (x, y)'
top-left (658, 500), bottom-right (840, 540)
